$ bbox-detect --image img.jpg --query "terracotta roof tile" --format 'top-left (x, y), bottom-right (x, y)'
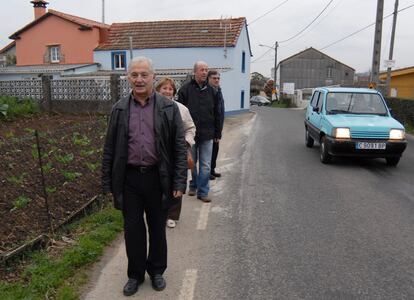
top-left (96, 18), bottom-right (246, 50)
top-left (48, 9), bottom-right (109, 29)
top-left (10, 9), bottom-right (109, 39)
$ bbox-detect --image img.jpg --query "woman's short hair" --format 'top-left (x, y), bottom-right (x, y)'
top-left (155, 77), bottom-right (177, 96)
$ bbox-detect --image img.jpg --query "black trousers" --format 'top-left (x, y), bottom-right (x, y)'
top-left (211, 140), bottom-right (220, 172)
top-left (123, 166), bottom-right (168, 281)
top-left (167, 196), bottom-right (182, 221)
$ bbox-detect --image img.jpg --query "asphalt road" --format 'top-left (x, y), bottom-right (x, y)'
top-left (84, 107), bottom-right (414, 300)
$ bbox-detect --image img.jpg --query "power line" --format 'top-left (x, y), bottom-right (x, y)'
top-left (248, 0), bottom-right (291, 26)
top-left (319, 3), bottom-right (414, 50)
top-left (279, 0), bottom-right (335, 43)
top-left (280, 0), bottom-right (345, 48)
top-left (251, 48), bottom-right (273, 63)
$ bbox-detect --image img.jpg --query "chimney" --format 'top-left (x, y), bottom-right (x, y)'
top-left (30, 0), bottom-right (49, 20)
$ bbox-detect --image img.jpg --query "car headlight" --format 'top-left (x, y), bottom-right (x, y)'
top-left (389, 129), bottom-right (405, 140)
top-left (333, 128), bottom-right (350, 139)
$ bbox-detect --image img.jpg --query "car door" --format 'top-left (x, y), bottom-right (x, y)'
top-left (307, 91), bottom-right (323, 137)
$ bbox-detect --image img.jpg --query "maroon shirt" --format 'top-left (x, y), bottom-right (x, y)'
top-left (127, 92), bottom-right (158, 166)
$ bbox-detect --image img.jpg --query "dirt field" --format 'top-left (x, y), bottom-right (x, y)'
top-left (0, 114), bottom-right (107, 254)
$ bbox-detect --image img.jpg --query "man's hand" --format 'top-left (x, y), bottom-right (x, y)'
top-left (173, 190), bottom-right (183, 198)
top-left (214, 138), bottom-right (220, 143)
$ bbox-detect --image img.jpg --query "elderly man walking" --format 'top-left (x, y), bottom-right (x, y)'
top-left (102, 56), bottom-right (187, 296)
top-left (177, 61), bottom-right (221, 202)
top-left (207, 70), bottom-right (225, 180)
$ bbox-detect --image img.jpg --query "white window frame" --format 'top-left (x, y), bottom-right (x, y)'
top-left (50, 46), bottom-right (60, 63)
top-left (113, 53), bottom-right (126, 70)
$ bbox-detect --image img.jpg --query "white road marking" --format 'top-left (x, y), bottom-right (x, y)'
top-left (178, 269), bottom-right (198, 300)
top-left (196, 203), bottom-right (211, 230)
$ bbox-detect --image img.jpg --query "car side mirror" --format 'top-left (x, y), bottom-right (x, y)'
top-left (312, 106), bottom-right (319, 112)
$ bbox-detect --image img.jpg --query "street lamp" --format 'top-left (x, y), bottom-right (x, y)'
top-left (259, 41), bottom-right (278, 98)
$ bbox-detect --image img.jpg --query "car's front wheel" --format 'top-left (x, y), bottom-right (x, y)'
top-left (320, 136), bottom-right (331, 164)
top-left (305, 127), bottom-right (314, 148)
top-left (386, 157), bottom-right (400, 166)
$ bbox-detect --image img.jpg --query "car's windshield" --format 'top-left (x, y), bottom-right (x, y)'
top-left (325, 92), bottom-right (388, 115)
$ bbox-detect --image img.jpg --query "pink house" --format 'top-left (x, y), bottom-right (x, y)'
top-left (9, 0), bottom-right (109, 66)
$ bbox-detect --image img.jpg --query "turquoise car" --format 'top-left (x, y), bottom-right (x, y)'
top-left (304, 87), bottom-right (407, 166)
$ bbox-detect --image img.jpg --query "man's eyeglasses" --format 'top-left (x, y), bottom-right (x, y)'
top-left (211, 76), bottom-right (220, 80)
top-left (129, 73), bottom-right (150, 80)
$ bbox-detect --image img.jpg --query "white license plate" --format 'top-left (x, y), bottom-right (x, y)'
top-left (356, 142), bottom-right (386, 150)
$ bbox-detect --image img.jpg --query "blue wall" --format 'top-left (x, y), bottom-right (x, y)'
top-left (94, 25), bottom-right (251, 112)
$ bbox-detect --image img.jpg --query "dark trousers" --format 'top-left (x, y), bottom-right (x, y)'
top-left (211, 140), bottom-right (220, 172)
top-left (167, 196), bottom-right (182, 221)
top-left (123, 167), bottom-right (168, 281)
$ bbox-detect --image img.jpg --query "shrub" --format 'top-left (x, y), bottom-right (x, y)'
top-left (0, 96), bottom-right (39, 120)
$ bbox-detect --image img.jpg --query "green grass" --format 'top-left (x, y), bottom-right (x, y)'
top-left (270, 101), bottom-right (289, 108)
top-left (404, 122), bottom-right (413, 134)
top-left (10, 196), bottom-right (31, 212)
top-left (61, 170), bottom-right (82, 181)
top-left (0, 96), bottom-right (39, 120)
top-left (0, 205), bottom-right (123, 300)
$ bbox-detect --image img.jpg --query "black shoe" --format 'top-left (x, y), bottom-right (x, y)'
top-left (211, 171), bottom-right (221, 177)
top-left (209, 174), bottom-right (216, 180)
top-left (151, 274), bottom-right (166, 291)
top-left (123, 278), bottom-right (143, 296)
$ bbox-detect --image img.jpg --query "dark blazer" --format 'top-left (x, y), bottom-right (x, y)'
top-left (177, 79), bottom-right (222, 141)
top-left (101, 93), bottom-right (187, 210)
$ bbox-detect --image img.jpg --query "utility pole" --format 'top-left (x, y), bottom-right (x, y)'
top-left (274, 41), bottom-right (278, 94)
top-left (370, 0), bottom-right (384, 87)
top-left (102, 0), bottom-right (105, 23)
top-left (386, 0), bottom-right (399, 97)
top-left (129, 37), bottom-right (133, 60)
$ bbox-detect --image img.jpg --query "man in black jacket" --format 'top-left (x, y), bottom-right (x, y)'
top-left (207, 70), bottom-right (225, 179)
top-left (177, 61), bottom-right (221, 202)
top-left (102, 56), bottom-right (187, 296)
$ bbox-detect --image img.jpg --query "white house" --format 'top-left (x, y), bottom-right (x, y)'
top-left (94, 17), bottom-right (252, 114)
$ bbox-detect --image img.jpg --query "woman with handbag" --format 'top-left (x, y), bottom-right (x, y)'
top-left (156, 77), bottom-right (196, 228)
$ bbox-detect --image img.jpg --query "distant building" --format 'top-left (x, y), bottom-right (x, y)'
top-left (0, 42), bottom-right (16, 67)
top-left (9, 1), bottom-right (109, 67)
top-left (354, 72), bottom-right (371, 88)
top-left (0, 1), bottom-right (107, 78)
top-left (0, 1), bottom-right (252, 113)
top-left (94, 18), bottom-right (252, 113)
top-left (279, 47), bottom-right (355, 91)
top-left (379, 66), bottom-right (414, 99)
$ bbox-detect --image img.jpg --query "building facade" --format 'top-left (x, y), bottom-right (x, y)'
top-left (279, 47), bottom-right (355, 91)
top-left (379, 66), bottom-right (414, 99)
top-left (8, 1), bottom-right (109, 67)
top-left (94, 18), bottom-right (252, 113)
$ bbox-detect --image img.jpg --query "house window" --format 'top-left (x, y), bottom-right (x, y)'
top-left (241, 51), bottom-right (246, 73)
top-left (327, 67), bottom-right (333, 78)
top-left (49, 46), bottom-right (60, 63)
top-left (240, 90), bottom-right (245, 108)
top-left (112, 51), bottom-right (126, 70)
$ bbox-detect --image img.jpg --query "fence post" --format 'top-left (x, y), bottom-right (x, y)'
top-left (34, 130), bottom-right (54, 235)
top-left (41, 75), bottom-right (52, 112)
top-left (110, 74), bottom-right (120, 104)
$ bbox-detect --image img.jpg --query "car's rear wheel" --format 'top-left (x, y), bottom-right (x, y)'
top-left (305, 127), bottom-right (314, 148)
top-left (386, 157), bottom-right (400, 166)
top-left (320, 136), bottom-right (331, 164)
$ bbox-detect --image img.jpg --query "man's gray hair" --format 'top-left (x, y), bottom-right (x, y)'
top-left (128, 56), bottom-right (154, 73)
top-left (193, 61), bottom-right (208, 73)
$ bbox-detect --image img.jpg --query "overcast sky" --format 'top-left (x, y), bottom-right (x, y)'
top-left (1, 0), bottom-right (413, 76)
